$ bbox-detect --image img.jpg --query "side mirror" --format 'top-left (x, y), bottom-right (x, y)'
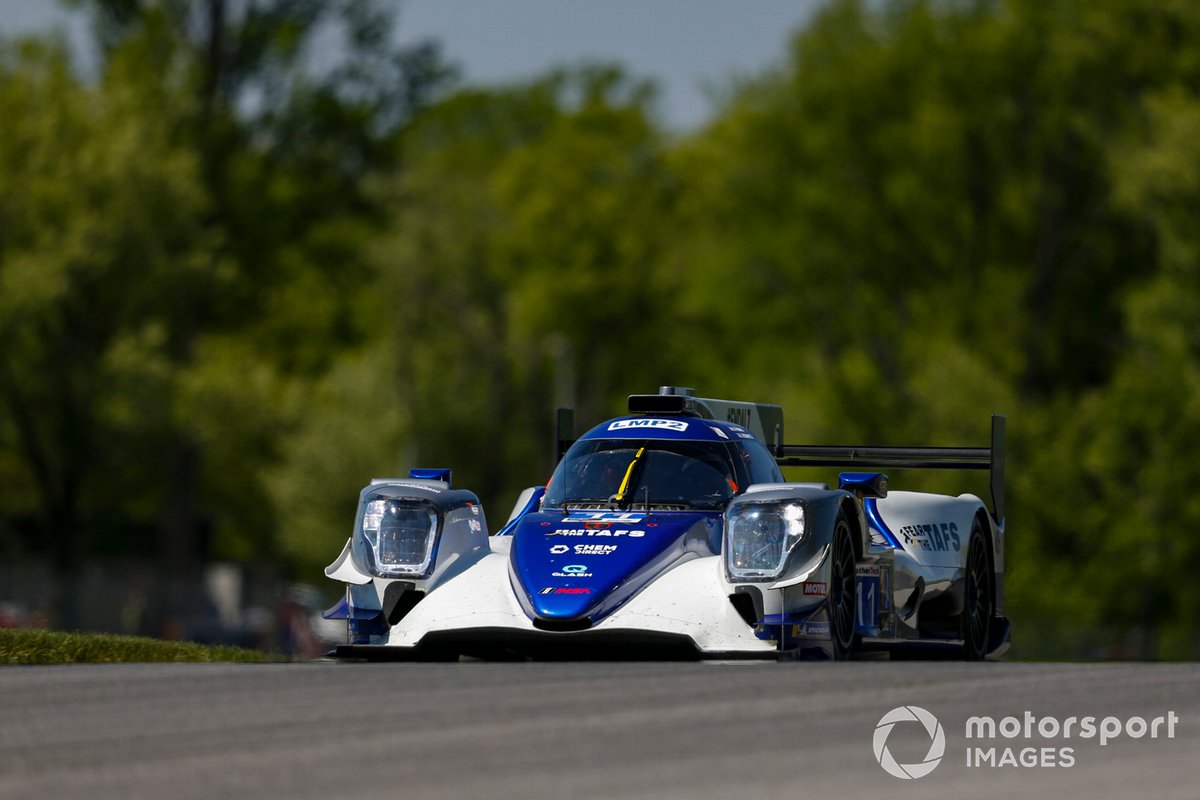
top-left (838, 472), bottom-right (888, 499)
top-left (409, 468), bottom-right (452, 486)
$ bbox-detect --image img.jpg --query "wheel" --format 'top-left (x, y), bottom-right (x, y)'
top-left (961, 519), bottom-right (993, 660)
top-left (827, 510), bottom-right (858, 660)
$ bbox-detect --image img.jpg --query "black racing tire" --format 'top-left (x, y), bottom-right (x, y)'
top-left (827, 509), bottom-right (858, 661)
top-left (960, 519), bottom-right (994, 661)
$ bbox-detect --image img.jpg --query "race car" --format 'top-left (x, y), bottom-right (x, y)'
top-left (323, 386), bottom-right (1010, 660)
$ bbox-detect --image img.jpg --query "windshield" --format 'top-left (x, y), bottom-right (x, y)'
top-left (543, 439), bottom-right (740, 511)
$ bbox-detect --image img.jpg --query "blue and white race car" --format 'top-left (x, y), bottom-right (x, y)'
top-left (324, 387), bottom-right (1010, 660)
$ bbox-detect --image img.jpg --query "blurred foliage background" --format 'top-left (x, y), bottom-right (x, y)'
top-left (1, 0), bottom-right (1199, 658)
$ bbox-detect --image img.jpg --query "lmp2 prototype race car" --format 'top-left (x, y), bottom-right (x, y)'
top-left (324, 387), bottom-right (1010, 660)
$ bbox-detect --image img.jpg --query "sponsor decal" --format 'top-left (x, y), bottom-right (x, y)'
top-left (709, 426), bottom-right (730, 439)
top-left (573, 544), bottom-right (617, 555)
top-left (563, 511), bottom-right (646, 524)
top-left (550, 542), bottom-right (617, 555)
top-left (468, 519), bottom-right (481, 532)
top-left (539, 587), bottom-right (591, 595)
top-left (802, 622), bottom-right (830, 636)
top-left (608, 418), bottom-right (689, 432)
top-left (391, 483), bottom-right (442, 494)
top-left (548, 528), bottom-right (645, 538)
top-left (725, 408), bottom-right (752, 426)
top-left (874, 706), bottom-right (945, 780)
top-left (898, 522), bottom-right (961, 552)
top-left (560, 564), bottom-right (588, 574)
top-left (802, 581), bottom-right (827, 596)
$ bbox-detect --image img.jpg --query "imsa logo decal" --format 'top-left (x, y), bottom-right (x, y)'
top-left (563, 511), bottom-right (646, 524)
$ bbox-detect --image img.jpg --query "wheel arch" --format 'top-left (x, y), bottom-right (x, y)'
top-left (972, 508), bottom-right (997, 609)
top-left (840, 496), bottom-right (866, 561)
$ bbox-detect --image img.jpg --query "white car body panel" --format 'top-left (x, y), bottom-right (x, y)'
top-left (379, 546), bottom-right (775, 655)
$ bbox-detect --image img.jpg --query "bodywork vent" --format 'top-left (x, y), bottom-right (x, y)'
top-left (532, 617), bottom-right (593, 632)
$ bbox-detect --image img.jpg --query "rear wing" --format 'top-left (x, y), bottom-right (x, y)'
top-left (774, 415), bottom-right (1006, 524)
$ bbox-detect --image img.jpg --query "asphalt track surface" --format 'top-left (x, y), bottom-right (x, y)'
top-left (0, 661), bottom-right (1195, 800)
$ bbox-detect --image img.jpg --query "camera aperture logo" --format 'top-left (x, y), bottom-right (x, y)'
top-left (873, 706), bottom-right (946, 779)
top-left (873, 706), bottom-right (1180, 777)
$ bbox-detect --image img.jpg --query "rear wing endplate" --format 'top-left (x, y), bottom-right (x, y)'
top-left (555, 407), bottom-right (575, 464)
top-left (775, 415), bottom-right (1006, 524)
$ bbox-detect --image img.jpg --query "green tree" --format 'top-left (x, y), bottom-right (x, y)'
top-left (0, 38), bottom-right (212, 625)
top-left (265, 68), bottom-right (683, 574)
top-left (1021, 82), bottom-right (1200, 658)
top-left (1, 1), bottom-right (454, 627)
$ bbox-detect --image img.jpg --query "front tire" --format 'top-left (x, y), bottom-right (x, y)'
top-left (827, 510), bottom-right (858, 660)
top-left (961, 520), bottom-right (993, 660)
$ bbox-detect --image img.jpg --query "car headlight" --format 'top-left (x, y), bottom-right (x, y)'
top-left (360, 496), bottom-right (439, 578)
top-left (725, 501), bottom-right (806, 581)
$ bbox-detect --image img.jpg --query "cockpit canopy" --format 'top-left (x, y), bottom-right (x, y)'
top-left (543, 436), bottom-right (781, 511)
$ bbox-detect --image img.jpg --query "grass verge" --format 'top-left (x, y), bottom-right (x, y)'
top-left (0, 628), bottom-right (279, 664)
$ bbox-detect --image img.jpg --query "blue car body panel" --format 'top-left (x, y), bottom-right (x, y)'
top-left (511, 509), bottom-right (720, 623)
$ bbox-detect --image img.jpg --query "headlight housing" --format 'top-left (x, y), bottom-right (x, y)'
top-left (360, 496), bottom-right (440, 578)
top-left (725, 501), bottom-right (806, 581)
